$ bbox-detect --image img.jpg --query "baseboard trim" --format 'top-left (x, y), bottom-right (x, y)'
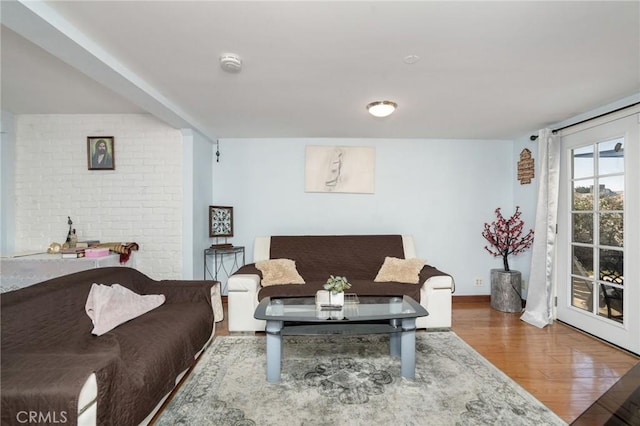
top-left (453, 295), bottom-right (490, 304)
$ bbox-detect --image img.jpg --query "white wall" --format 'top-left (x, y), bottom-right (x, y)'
top-left (12, 114), bottom-right (184, 280)
top-left (182, 129), bottom-right (215, 279)
top-left (511, 134), bottom-right (538, 297)
top-left (1, 111), bottom-right (16, 255)
top-left (213, 138), bottom-right (515, 295)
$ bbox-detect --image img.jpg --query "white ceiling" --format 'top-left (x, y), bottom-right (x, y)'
top-left (2, 1), bottom-right (639, 141)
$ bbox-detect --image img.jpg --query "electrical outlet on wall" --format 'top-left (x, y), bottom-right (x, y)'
top-left (474, 278), bottom-right (483, 286)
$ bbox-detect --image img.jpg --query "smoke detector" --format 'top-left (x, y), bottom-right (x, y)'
top-left (220, 53), bottom-right (242, 73)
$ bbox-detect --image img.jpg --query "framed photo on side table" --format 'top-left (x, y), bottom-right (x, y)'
top-left (87, 136), bottom-right (115, 170)
top-left (209, 206), bottom-right (234, 238)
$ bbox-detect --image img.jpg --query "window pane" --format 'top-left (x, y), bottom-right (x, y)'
top-left (599, 249), bottom-right (623, 286)
top-left (572, 245), bottom-right (593, 277)
top-left (600, 213), bottom-right (623, 247)
top-left (599, 176), bottom-right (624, 211)
top-left (571, 276), bottom-right (592, 311)
top-left (598, 138), bottom-right (624, 175)
top-left (573, 146), bottom-right (594, 179)
top-left (573, 179), bottom-right (594, 211)
top-left (572, 213), bottom-right (593, 244)
top-left (598, 284), bottom-right (623, 323)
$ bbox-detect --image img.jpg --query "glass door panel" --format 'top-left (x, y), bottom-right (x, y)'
top-left (572, 179), bottom-right (594, 210)
top-left (599, 213), bottom-right (623, 247)
top-left (572, 145), bottom-right (594, 178)
top-left (597, 139), bottom-right (624, 174)
top-left (571, 276), bottom-right (592, 312)
top-left (598, 285), bottom-right (623, 323)
top-left (572, 213), bottom-right (593, 243)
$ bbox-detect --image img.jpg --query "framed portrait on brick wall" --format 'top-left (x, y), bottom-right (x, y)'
top-left (87, 136), bottom-right (115, 170)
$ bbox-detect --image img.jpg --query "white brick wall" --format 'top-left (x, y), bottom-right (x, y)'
top-left (14, 114), bottom-right (183, 279)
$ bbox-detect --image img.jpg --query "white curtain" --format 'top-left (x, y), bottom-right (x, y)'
top-left (521, 129), bottom-right (561, 328)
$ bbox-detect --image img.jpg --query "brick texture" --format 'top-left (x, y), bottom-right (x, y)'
top-left (14, 114), bottom-right (183, 279)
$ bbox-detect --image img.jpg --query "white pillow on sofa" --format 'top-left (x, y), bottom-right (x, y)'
top-left (374, 257), bottom-right (426, 284)
top-left (255, 259), bottom-right (305, 286)
top-left (85, 283), bottom-right (165, 336)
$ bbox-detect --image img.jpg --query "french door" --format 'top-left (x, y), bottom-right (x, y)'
top-left (557, 111), bottom-right (639, 354)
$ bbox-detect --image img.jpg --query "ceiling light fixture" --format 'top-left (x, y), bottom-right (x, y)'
top-left (366, 101), bottom-right (397, 118)
top-left (220, 53), bottom-right (242, 73)
top-left (403, 54), bottom-right (421, 64)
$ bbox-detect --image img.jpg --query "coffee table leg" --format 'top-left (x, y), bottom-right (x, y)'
top-left (400, 318), bottom-right (417, 379)
top-left (265, 320), bottom-right (284, 383)
top-left (389, 319), bottom-right (401, 357)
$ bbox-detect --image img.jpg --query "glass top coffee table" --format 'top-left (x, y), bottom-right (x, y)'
top-left (254, 295), bottom-right (428, 383)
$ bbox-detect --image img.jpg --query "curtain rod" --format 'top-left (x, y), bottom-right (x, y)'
top-left (529, 101), bottom-right (640, 141)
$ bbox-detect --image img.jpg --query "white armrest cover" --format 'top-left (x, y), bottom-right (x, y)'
top-left (254, 237), bottom-right (271, 262)
top-left (210, 283), bottom-right (224, 322)
top-left (77, 374), bottom-right (97, 426)
top-left (228, 274), bottom-right (265, 332)
top-left (401, 235), bottom-right (416, 258)
top-left (416, 275), bottom-right (453, 329)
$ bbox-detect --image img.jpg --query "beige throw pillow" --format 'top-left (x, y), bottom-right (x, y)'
top-left (256, 259), bottom-right (306, 286)
top-left (374, 257), bottom-right (426, 284)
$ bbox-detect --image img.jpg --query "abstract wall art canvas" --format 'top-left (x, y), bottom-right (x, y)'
top-left (305, 146), bottom-right (375, 194)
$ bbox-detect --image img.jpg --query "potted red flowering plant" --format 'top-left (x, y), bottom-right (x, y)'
top-left (482, 206), bottom-right (534, 312)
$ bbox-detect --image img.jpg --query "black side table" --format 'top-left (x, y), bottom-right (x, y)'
top-left (204, 246), bottom-right (245, 294)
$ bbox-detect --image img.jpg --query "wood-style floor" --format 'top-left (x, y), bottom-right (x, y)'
top-left (213, 297), bottom-right (639, 424)
top-left (451, 298), bottom-right (638, 424)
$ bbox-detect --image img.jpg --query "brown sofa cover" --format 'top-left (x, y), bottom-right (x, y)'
top-left (235, 235), bottom-right (449, 301)
top-left (1, 267), bottom-right (214, 426)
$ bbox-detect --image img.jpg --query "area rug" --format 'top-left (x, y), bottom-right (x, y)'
top-left (156, 332), bottom-right (567, 425)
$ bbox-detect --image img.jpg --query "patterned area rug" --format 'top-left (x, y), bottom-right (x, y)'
top-left (156, 332), bottom-right (567, 425)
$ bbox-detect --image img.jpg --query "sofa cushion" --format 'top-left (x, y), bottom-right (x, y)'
top-left (258, 279), bottom-right (420, 302)
top-left (374, 257), bottom-right (427, 284)
top-left (256, 259), bottom-right (305, 286)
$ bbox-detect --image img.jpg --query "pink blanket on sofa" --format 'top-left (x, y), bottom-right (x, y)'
top-left (85, 283), bottom-right (165, 336)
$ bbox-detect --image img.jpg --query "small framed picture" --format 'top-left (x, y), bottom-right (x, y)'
top-left (209, 206), bottom-right (234, 237)
top-left (87, 136), bottom-right (115, 170)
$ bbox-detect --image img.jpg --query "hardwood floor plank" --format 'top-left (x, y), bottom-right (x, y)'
top-left (538, 366), bottom-right (630, 379)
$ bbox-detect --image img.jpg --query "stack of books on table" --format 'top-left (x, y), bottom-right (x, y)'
top-left (61, 248), bottom-right (86, 259)
top-left (210, 243), bottom-right (233, 249)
